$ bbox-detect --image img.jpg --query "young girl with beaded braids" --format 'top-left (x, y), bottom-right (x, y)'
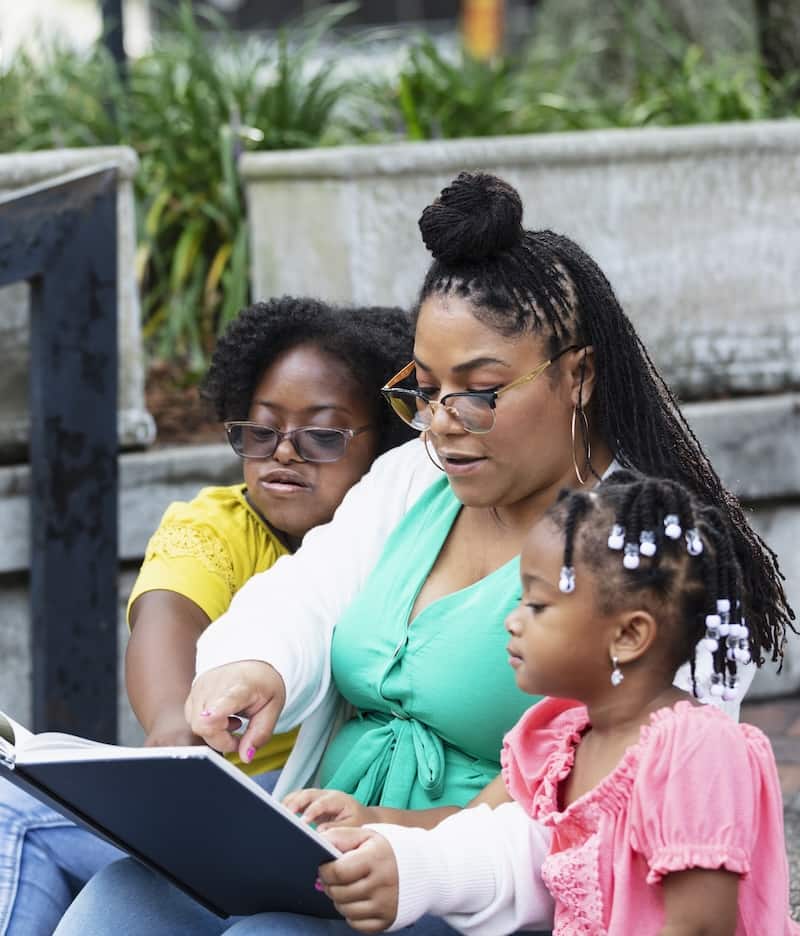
top-left (54, 173), bottom-right (793, 935)
top-left (319, 472), bottom-right (799, 935)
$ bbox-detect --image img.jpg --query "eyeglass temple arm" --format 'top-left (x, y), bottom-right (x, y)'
top-left (384, 360), bottom-right (416, 389)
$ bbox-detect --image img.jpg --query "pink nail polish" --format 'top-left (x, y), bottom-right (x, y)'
top-left (246, 746), bottom-right (256, 762)
top-left (314, 878), bottom-right (324, 892)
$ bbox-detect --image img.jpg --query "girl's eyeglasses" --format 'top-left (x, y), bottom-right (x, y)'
top-left (224, 422), bottom-right (372, 463)
top-left (381, 345), bottom-right (580, 435)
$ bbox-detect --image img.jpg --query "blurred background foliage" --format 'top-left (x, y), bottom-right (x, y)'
top-left (1, 0), bottom-right (797, 372)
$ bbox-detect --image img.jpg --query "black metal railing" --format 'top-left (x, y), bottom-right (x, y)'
top-left (0, 168), bottom-right (119, 742)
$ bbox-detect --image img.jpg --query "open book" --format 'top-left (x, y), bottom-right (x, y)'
top-left (0, 712), bottom-right (340, 918)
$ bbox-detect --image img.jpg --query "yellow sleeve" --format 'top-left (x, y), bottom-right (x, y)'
top-left (127, 485), bottom-right (287, 625)
top-left (127, 485), bottom-right (296, 775)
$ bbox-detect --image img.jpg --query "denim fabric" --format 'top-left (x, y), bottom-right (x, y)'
top-left (0, 779), bottom-right (123, 936)
top-left (54, 858), bottom-right (469, 936)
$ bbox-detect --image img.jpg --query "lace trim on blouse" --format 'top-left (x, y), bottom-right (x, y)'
top-left (144, 523), bottom-right (236, 598)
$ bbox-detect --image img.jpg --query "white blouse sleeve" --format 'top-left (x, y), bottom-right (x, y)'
top-left (368, 803), bottom-right (554, 935)
top-left (195, 438), bottom-right (437, 728)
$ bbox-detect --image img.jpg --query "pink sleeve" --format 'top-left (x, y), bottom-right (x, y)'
top-left (501, 697), bottom-right (586, 815)
top-left (629, 706), bottom-right (778, 884)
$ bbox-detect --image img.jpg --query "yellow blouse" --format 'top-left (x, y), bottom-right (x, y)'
top-left (127, 484), bottom-right (298, 776)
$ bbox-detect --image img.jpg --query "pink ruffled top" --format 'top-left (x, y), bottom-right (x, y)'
top-left (502, 697), bottom-right (800, 936)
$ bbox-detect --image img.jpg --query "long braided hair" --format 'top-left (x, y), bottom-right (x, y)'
top-left (415, 171), bottom-right (793, 663)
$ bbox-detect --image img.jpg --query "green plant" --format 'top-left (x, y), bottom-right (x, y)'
top-left (364, 36), bottom-right (526, 141)
top-left (131, 3), bottom-right (352, 369)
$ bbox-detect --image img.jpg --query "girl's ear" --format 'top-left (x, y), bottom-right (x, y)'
top-left (568, 346), bottom-right (597, 408)
top-left (611, 608), bottom-right (658, 666)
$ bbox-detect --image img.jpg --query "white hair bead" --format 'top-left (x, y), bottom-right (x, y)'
top-left (623, 543), bottom-right (640, 570)
top-left (639, 530), bottom-right (656, 557)
top-left (664, 514), bottom-right (682, 539)
top-left (607, 524), bottom-right (625, 550)
top-left (558, 566), bottom-right (576, 594)
top-left (705, 614), bottom-right (721, 631)
top-left (685, 529), bottom-right (703, 556)
top-left (717, 598), bottom-right (731, 613)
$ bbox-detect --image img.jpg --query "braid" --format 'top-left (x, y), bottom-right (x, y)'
top-left (415, 171), bottom-right (793, 665)
top-left (550, 473), bottom-right (758, 700)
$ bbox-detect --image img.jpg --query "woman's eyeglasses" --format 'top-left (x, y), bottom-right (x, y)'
top-left (224, 422), bottom-right (372, 463)
top-left (381, 345), bottom-right (580, 435)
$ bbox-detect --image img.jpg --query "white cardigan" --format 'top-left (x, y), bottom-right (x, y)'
top-left (195, 438), bottom-right (439, 797)
top-left (369, 803), bottom-right (554, 934)
top-left (195, 439), bottom-right (753, 798)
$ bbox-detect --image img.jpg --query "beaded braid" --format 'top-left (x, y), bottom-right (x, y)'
top-left (559, 492), bottom-right (592, 593)
top-left (548, 472), bottom-right (767, 701)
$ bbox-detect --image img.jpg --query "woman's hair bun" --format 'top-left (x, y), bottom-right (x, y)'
top-left (418, 171), bottom-right (524, 265)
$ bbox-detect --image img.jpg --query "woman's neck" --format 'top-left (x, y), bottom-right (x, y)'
top-left (490, 441), bottom-right (614, 535)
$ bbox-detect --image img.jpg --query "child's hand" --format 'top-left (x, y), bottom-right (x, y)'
top-left (318, 827), bottom-right (399, 933)
top-left (283, 789), bottom-right (376, 832)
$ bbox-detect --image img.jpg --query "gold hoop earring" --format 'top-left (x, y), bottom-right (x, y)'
top-left (422, 431), bottom-right (444, 472)
top-left (571, 405), bottom-right (591, 485)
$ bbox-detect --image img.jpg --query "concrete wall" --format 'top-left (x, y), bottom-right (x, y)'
top-left (242, 121), bottom-right (800, 696)
top-left (0, 148), bottom-right (155, 461)
top-left (242, 121), bottom-right (800, 402)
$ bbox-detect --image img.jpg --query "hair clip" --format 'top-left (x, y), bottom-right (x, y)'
top-left (622, 543), bottom-right (640, 570)
top-left (685, 528), bottom-right (703, 556)
top-left (663, 514), bottom-right (682, 539)
top-left (638, 530), bottom-right (656, 557)
top-left (607, 524), bottom-right (625, 550)
top-left (558, 566), bottom-right (576, 594)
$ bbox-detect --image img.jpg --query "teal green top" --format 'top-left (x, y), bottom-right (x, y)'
top-left (319, 476), bottom-right (539, 810)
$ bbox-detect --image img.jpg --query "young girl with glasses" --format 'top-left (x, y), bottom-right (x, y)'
top-left (53, 175), bottom-right (792, 935)
top-left (321, 473), bottom-right (798, 935)
top-left (0, 296), bottom-right (413, 936)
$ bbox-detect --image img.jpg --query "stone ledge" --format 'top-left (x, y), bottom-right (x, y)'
top-left (0, 444), bottom-right (240, 573)
top-left (683, 393), bottom-right (800, 501)
top-left (0, 147), bottom-right (139, 188)
top-left (0, 393), bottom-right (797, 574)
top-left (241, 120), bottom-right (800, 180)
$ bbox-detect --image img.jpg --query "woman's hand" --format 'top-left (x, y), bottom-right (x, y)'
top-left (319, 827), bottom-right (399, 933)
top-left (283, 789), bottom-right (377, 832)
top-left (184, 661), bottom-right (286, 763)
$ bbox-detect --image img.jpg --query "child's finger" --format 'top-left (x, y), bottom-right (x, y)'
top-left (303, 793), bottom-right (346, 824)
top-left (321, 826), bottom-right (376, 859)
top-left (282, 788), bottom-right (322, 813)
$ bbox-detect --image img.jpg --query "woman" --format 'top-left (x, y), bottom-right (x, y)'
top-left (55, 173), bottom-right (791, 935)
top-left (0, 297), bottom-right (414, 936)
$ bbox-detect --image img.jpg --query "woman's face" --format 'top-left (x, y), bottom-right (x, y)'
top-left (242, 344), bottom-right (378, 546)
top-left (414, 293), bottom-right (578, 512)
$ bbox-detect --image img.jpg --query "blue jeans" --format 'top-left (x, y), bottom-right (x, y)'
top-left (53, 858), bottom-right (465, 936)
top-left (0, 778), bottom-right (123, 936)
